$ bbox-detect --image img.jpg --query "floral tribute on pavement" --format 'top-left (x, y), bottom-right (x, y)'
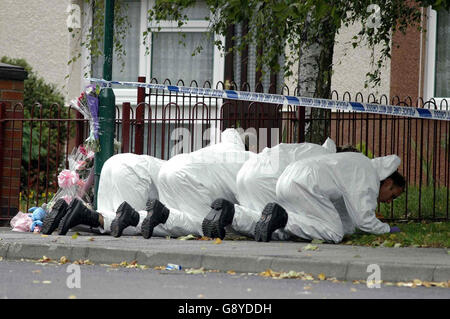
top-left (11, 85), bottom-right (101, 233)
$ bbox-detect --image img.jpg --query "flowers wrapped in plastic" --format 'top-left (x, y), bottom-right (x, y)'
top-left (70, 84), bottom-right (101, 152)
top-left (47, 144), bottom-right (95, 210)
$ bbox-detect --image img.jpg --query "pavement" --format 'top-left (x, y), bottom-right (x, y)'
top-left (0, 227), bottom-right (449, 284)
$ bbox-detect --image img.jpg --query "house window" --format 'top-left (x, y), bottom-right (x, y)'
top-left (147, 0), bottom-right (223, 87)
top-left (435, 9), bottom-right (450, 97)
top-left (88, 0), bottom-right (224, 104)
top-left (151, 31), bottom-right (214, 85)
top-left (86, 0), bottom-right (224, 156)
top-left (91, 0), bottom-right (141, 82)
top-left (424, 7), bottom-right (450, 105)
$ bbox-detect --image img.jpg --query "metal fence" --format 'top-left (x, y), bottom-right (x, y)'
top-left (0, 78), bottom-right (448, 223)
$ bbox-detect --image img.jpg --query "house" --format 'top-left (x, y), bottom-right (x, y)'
top-left (2, 1), bottom-right (448, 106)
top-left (0, 0), bottom-right (448, 221)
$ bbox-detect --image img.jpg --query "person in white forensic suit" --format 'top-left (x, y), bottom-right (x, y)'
top-left (253, 152), bottom-right (405, 243)
top-left (200, 138), bottom-right (339, 240)
top-left (43, 128), bottom-right (253, 238)
top-left (138, 128), bottom-right (255, 239)
top-left (41, 152), bottom-right (165, 236)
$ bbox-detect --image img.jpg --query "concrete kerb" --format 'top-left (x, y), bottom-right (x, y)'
top-left (0, 236), bottom-right (450, 282)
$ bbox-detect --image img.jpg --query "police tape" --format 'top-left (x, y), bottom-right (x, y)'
top-left (88, 78), bottom-right (450, 121)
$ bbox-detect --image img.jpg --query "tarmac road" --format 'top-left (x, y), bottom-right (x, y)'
top-left (1, 259), bottom-right (448, 300)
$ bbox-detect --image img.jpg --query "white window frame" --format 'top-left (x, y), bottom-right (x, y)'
top-left (82, 0), bottom-right (224, 108)
top-left (423, 7), bottom-right (450, 108)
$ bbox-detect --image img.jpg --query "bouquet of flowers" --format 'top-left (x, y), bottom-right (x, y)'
top-left (47, 144), bottom-right (95, 210)
top-left (70, 84), bottom-right (101, 152)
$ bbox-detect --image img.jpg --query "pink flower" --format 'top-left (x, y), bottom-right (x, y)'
top-left (58, 169), bottom-right (79, 189)
top-left (77, 179), bottom-right (85, 188)
top-left (79, 145), bottom-right (88, 156)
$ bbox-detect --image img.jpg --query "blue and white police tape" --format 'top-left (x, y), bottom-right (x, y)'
top-left (88, 78), bottom-right (450, 122)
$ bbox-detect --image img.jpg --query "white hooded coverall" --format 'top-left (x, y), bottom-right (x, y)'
top-left (151, 129), bottom-right (255, 237)
top-left (276, 152), bottom-right (401, 243)
top-left (97, 153), bottom-right (165, 235)
top-left (230, 139), bottom-right (337, 238)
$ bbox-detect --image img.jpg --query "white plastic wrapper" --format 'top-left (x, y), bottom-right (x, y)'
top-left (47, 145), bottom-right (95, 210)
top-left (276, 152), bottom-right (400, 243)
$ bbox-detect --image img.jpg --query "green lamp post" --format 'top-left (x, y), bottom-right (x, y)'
top-left (94, 0), bottom-right (115, 209)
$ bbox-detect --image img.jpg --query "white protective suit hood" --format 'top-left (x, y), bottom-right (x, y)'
top-left (321, 137), bottom-right (337, 153)
top-left (220, 128), bottom-right (246, 148)
top-left (370, 155), bottom-right (401, 181)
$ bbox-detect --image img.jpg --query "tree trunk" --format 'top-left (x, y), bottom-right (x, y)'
top-left (297, 15), bottom-right (337, 144)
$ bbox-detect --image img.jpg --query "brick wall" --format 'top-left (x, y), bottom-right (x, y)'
top-left (0, 63), bottom-right (27, 223)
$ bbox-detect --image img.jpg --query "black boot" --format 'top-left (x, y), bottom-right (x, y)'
top-left (41, 198), bottom-right (69, 235)
top-left (141, 199), bottom-right (169, 239)
top-left (254, 203), bottom-right (288, 242)
top-left (202, 198), bottom-right (235, 239)
top-left (110, 201), bottom-right (140, 238)
top-left (58, 198), bottom-right (100, 235)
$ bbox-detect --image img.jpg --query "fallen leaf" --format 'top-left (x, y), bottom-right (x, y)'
top-left (68, 295), bottom-right (77, 299)
top-left (311, 239), bottom-right (324, 244)
top-left (42, 280), bottom-right (52, 284)
top-left (39, 256), bottom-right (51, 263)
top-left (41, 235), bottom-right (48, 238)
top-left (71, 233), bottom-right (79, 239)
top-left (178, 234), bottom-right (197, 240)
top-left (227, 270), bottom-right (236, 275)
top-left (59, 256), bottom-right (69, 264)
top-left (185, 267), bottom-right (205, 274)
top-left (318, 273), bottom-right (326, 281)
top-left (303, 244), bottom-right (318, 251)
top-left (304, 286), bottom-right (312, 290)
top-left (214, 238), bottom-right (222, 244)
top-left (88, 237), bottom-right (95, 241)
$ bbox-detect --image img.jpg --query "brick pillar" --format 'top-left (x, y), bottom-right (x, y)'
top-left (0, 63), bottom-right (27, 223)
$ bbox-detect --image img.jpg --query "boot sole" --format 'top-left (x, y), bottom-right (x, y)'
top-left (57, 209), bottom-right (74, 235)
top-left (41, 200), bottom-right (68, 235)
top-left (141, 200), bottom-right (169, 239)
top-left (110, 202), bottom-right (139, 238)
top-left (255, 203), bottom-right (288, 242)
top-left (202, 199), bottom-right (234, 239)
